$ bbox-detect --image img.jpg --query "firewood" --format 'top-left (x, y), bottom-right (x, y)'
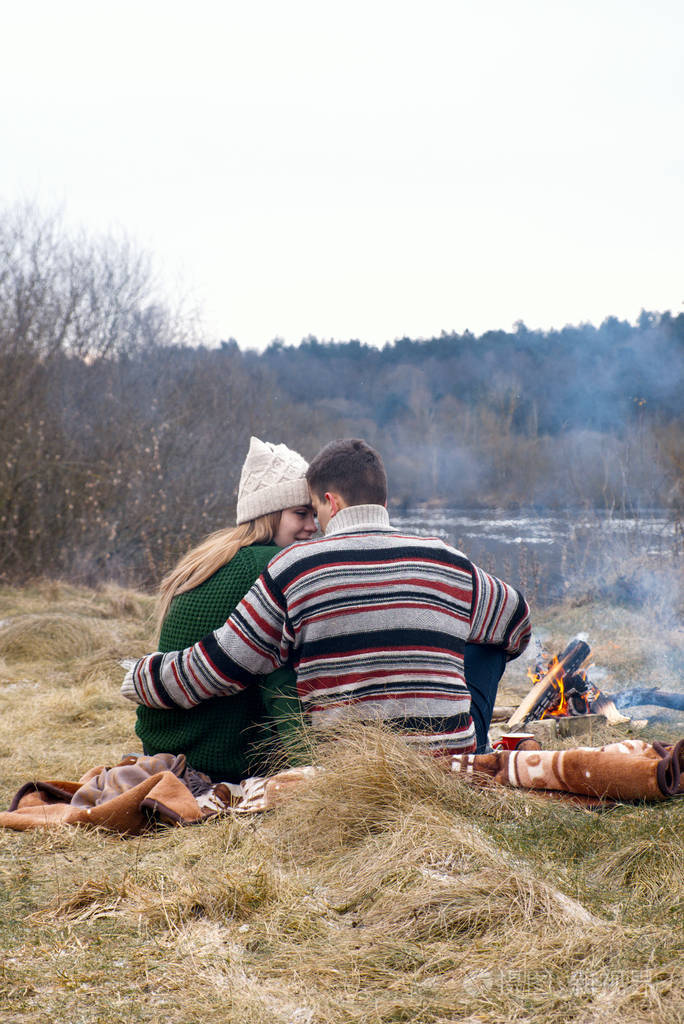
top-left (612, 688), bottom-right (684, 712)
top-left (490, 705), bottom-right (518, 722)
top-left (507, 638), bottom-right (591, 727)
top-left (590, 695), bottom-right (631, 725)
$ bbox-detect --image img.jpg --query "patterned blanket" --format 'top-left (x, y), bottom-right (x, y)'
top-left (1, 739), bottom-right (680, 835)
top-left (450, 738), bottom-right (684, 802)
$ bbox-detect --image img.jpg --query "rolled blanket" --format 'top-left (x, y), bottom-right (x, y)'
top-left (451, 739), bottom-right (683, 802)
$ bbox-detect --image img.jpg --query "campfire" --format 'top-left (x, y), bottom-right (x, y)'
top-left (507, 637), bottom-right (628, 729)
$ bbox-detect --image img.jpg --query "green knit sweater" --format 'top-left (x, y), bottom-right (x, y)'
top-left (135, 545), bottom-right (304, 781)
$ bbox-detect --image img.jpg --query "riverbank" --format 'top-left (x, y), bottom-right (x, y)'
top-left (0, 581), bottom-right (682, 1023)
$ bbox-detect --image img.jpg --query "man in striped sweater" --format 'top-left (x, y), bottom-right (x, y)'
top-left (122, 439), bottom-right (531, 756)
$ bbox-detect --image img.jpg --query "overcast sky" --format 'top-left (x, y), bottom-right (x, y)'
top-left (2, 0), bottom-right (682, 349)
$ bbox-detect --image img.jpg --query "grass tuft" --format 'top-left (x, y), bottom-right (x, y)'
top-left (38, 877), bottom-right (133, 923)
top-left (597, 833), bottom-right (684, 913)
top-left (0, 613), bottom-right (105, 663)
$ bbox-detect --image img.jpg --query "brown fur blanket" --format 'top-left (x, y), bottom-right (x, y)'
top-left (450, 738), bottom-right (684, 801)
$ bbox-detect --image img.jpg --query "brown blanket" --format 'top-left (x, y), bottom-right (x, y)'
top-left (450, 739), bottom-right (684, 802)
top-left (0, 753), bottom-right (315, 835)
top-left (0, 754), bottom-right (208, 834)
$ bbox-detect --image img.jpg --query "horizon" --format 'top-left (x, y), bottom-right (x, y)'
top-left (216, 306), bottom-right (680, 353)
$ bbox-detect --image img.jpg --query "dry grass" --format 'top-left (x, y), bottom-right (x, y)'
top-left (0, 580), bottom-right (682, 1024)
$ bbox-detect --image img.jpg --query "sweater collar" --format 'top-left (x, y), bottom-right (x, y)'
top-left (324, 504), bottom-right (392, 536)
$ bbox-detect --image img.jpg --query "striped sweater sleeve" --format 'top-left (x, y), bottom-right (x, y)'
top-left (121, 571), bottom-right (290, 709)
top-left (468, 564), bottom-right (531, 659)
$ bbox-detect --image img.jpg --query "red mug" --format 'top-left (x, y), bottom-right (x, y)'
top-left (494, 732), bottom-right (537, 751)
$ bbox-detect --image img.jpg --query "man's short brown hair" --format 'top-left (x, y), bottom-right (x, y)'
top-left (306, 439), bottom-right (387, 506)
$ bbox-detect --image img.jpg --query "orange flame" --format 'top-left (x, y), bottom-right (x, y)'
top-left (527, 655), bottom-right (570, 718)
top-left (542, 675), bottom-right (569, 718)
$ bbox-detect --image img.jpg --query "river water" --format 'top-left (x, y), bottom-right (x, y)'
top-left (391, 508), bottom-right (680, 605)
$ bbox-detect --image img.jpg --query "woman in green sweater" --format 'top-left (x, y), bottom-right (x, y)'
top-left (135, 437), bottom-right (316, 781)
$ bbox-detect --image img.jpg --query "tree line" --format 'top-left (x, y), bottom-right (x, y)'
top-left (1, 204), bottom-right (681, 587)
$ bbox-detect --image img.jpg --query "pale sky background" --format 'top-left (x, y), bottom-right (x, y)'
top-left (1, 0), bottom-right (682, 349)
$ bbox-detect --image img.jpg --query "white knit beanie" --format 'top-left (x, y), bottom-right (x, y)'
top-left (236, 437), bottom-right (310, 524)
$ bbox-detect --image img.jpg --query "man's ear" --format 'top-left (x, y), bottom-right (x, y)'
top-left (325, 491), bottom-right (343, 516)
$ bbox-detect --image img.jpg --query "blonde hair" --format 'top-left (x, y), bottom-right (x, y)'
top-left (155, 510), bottom-right (282, 636)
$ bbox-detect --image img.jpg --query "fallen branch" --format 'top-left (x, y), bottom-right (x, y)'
top-left (613, 688), bottom-right (684, 712)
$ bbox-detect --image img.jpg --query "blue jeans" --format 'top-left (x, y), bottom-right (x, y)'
top-left (465, 643), bottom-right (507, 753)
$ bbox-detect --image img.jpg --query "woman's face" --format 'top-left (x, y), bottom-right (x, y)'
top-left (273, 505), bottom-right (317, 547)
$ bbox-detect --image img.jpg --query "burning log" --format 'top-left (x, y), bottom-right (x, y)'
top-left (507, 636), bottom-right (631, 728)
top-left (586, 692), bottom-right (631, 726)
top-left (507, 638), bottom-right (590, 727)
